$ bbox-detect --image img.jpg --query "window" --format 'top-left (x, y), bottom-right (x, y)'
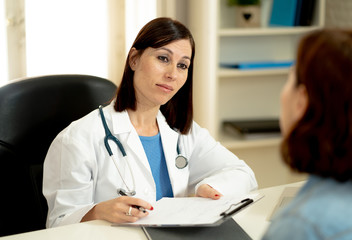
top-left (125, 0), bottom-right (156, 51)
top-left (25, 0), bottom-right (108, 78)
top-left (1, 0), bottom-right (158, 86)
top-left (0, 0), bottom-right (8, 86)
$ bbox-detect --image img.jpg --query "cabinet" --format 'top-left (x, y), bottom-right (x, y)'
top-left (187, 0), bottom-right (325, 187)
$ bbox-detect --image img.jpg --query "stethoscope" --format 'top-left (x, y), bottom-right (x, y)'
top-left (98, 105), bottom-right (188, 196)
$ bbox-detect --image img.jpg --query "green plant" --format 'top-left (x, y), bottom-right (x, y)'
top-left (227, 0), bottom-right (260, 6)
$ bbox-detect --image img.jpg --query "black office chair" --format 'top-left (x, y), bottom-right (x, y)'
top-left (0, 74), bottom-right (117, 237)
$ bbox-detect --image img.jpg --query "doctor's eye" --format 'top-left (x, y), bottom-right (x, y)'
top-left (158, 56), bottom-right (169, 63)
top-left (177, 63), bottom-right (189, 70)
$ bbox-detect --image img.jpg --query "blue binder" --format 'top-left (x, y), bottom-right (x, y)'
top-left (269, 0), bottom-right (298, 27)
top-left (220, 61), bottom-right (294, 70)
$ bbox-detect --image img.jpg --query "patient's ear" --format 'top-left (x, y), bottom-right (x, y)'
top-left (295, 84), bottom-right (308, 120)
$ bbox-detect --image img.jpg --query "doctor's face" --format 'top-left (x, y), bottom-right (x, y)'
top-left (130, 39), bottom-right (192, 109)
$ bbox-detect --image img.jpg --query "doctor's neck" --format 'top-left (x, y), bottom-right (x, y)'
top-left (127, 107), bottom-right (159, 137)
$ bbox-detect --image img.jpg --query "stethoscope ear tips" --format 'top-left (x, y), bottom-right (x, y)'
top-left (175, 155), bottom-right (188, 169)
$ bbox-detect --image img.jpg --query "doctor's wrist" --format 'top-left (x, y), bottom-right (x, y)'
top-left (81, 205), bottom-right (100, 222)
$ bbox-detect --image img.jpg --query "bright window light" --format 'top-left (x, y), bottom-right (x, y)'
top-left (0, 0), bottom-right (8, 86)
top-left (25, 0), bottom-right (108, 78)
top-left (125, 0), bottom-right (156, 52)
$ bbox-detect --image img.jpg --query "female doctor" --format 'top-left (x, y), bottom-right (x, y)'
top-left (43, 17), bottom-right (257, 228)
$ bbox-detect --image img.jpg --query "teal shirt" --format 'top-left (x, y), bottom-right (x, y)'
top-left (139, 133), bottom-right (173, 200)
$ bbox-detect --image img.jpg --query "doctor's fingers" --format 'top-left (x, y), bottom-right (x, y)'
top-left (111, 203), bottom-right (150, 223)
top-left (98, 202), bottom-right (147, 223)
top-left (118, 196), bottom-right (154, 211)
top-left (108, 211), bottom-right (140, 224)
top-left (196, 184), bottom-right (223, 200)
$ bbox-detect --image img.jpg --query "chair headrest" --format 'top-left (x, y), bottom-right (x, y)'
top-left (0, 74), bottom-right (117, 164)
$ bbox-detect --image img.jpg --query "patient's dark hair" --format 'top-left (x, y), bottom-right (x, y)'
top-left (281, 29), bottom-right (352, 182)
top-left (114, 17), bottom-right (195, 134)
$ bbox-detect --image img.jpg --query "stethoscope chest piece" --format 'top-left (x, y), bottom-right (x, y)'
top-left (175, 155), bottom-right (188, 169)
top-left (117, 188), bottom-right (136, 197)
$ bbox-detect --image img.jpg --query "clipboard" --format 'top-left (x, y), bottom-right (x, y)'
top-left (113, 193), bottom-right (263, 227)
top-left (142, 218), bottom-right (252, 240)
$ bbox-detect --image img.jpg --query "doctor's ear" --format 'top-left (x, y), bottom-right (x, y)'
top-left (129, 48), bottom-right (139, 71)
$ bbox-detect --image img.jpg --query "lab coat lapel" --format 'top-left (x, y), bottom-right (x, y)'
top-left (157, 112), bottom-right (188, 196)
top-left (109, 106), bottom-right (152, 174)
top-left (126, 130), bottom-right (151, 171)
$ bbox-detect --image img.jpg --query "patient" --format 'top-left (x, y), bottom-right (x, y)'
top-left (262, 29), bottom-right (352, 239)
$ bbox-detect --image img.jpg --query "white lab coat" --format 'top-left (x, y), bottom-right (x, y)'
top-left (43, 102), bottom-right (257, 228)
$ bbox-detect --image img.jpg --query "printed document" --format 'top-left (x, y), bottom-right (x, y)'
top-left (113, 193), bottom-right (263, 227)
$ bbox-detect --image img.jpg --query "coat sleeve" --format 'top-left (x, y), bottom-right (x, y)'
top-left (185, 122), bottom-right (258, 197)
top-left (43, 122), bottom-right (98, 228)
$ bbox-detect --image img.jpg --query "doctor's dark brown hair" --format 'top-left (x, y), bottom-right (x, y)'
top-left (114, 17), bottom-right (195, 134)
top-left (281, 29), bottom-right (352, 182)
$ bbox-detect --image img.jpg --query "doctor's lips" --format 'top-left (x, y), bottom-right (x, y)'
top-left (156, 84), bottom-right (173, 92)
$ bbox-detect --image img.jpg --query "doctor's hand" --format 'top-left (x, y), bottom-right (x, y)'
top-left (81, 196), bottom-right (153, 224)
top-left (196, 184), bottom-right (223, 200)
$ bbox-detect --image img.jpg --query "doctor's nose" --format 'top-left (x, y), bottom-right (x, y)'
top-left (165, 64), bottom-right (178, 81)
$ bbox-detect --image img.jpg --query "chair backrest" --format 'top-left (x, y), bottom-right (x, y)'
top-left (0, 74), bottom-right (117, 236)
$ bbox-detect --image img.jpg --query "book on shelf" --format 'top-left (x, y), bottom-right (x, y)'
top-left (269, 0), bottom-right (316, 27)
top-left (294, 0), bottom-right (304, 26)
top-left (223, 119), bottom-right (281, 140)
top-left (296, 0), bottom-right (316, 26)
top-left (220, 61), bottom-right (294, 70)
top-left (269, 0), bottom-right (298, 27)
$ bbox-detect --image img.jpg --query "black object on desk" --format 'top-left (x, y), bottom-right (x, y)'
top-left (142, 218), bottom-right (252, 240)
top-left (223, 119), bottom-right (280, 134)
top-left (141, 197), bottom-right (255, 239)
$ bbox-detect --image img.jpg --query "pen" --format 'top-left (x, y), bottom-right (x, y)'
top-left (220, 198), bottom-right (254, 217)
top-left (118, 189), bottom-right (146, 213)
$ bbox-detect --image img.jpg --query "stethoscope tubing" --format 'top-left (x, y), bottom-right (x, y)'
top-left (99, 105), bottom-right (126, 156)
top-left (98, 105), bottom-right (189, 196)
top-left (110, 154), bottom-right (136, 195)
top-left (99, 105), bottom-right (135, 195)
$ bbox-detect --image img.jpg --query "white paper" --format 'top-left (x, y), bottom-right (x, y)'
top-left (115, 193), bottom-right (262, 227)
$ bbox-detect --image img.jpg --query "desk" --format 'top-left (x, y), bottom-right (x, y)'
top-left (233, 181), bottom-right (303, 239)
top-left (1, 181), bottom-right (304, 240)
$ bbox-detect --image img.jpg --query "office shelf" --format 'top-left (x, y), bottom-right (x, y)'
top-left (188, 0), bottom-right (325, 148)
top-left (218, 26), bottom-right (322, 37)
top-left (218, 68), bottom-right (290, 78)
